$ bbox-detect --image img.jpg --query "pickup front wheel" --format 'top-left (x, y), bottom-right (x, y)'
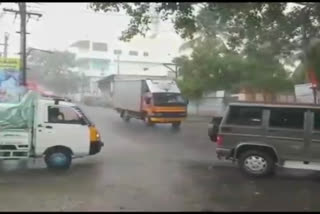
top-left (238, 150), bottom-right (275, 178)
top-left (45, 149), bottom-right (72, 170)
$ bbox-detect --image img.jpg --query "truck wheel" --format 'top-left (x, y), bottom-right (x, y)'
top-left (171, 122), bottom-right (181, 129)
top-left (144, 116), bottom-right (154, 127)
top-left (45, 149), bottom-right (72, 170)
top-left (238, 150), bottom-right (275, 178)
top-left (122, 111), bottom-right (130, 122)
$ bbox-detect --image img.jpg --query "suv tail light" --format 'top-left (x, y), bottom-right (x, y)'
top-left (216, 135), bottom-right (223, 146)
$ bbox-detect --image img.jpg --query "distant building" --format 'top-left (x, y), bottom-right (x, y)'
top-left (68, 39), bottom-right (177, 96)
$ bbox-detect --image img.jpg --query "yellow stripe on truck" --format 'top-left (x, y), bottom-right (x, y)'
top-left (151, 106), bottom-right (186, 112)
top-left (150, 117), bottom-right (185, 123)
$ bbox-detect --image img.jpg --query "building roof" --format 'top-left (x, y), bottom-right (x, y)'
top-left (97, 74), bottom-right (170, 85)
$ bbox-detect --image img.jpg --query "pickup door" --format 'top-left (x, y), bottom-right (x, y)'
top-left (35, 104), bottom-right (90, 157)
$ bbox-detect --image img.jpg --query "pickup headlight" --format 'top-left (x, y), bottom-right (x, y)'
top-left (90, 126), bottom-right (101, 142)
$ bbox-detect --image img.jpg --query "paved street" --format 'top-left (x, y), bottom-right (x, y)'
top-left (0, 106), bottom-right (320, 211)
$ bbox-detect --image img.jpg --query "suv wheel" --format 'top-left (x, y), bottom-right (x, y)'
top-left (238, 150), bottom-right (275, 178)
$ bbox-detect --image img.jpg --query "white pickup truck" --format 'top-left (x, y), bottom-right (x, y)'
top-left (0, 91), bottom-right (104, 170)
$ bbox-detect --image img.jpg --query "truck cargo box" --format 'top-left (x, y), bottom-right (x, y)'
top-left (112, 80), bottom-right (143, 112)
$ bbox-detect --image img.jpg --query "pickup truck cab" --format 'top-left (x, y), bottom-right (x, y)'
top-left (0, 91), bottom-right (103, 170)
top-left (215, 102), bottom-right (320, 177)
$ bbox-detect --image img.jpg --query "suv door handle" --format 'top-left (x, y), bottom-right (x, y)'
top-left (45, 126), bottom-right (53, 129)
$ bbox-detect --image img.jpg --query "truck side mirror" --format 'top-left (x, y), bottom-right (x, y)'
top-left (145, 97), bottom-right (151, 105)
top-left (185, 98), bottom-right (189, 105)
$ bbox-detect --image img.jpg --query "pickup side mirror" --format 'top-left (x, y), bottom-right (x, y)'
top-left (80, 117), bottom-right (87, 126)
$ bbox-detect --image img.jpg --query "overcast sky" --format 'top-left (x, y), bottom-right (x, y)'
top-left (0, 3), bottom-right (185, 58)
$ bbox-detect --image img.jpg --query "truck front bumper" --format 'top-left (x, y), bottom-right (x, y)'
top-left (150, 117), bottom-right (185, 123)
top-left (90, 141), bottom-right (104, 155)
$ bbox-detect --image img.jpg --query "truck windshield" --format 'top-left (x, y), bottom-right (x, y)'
top-left (153, 93), bottom-right (187, 106)
top-left (72, 106), bottom-right (94, 126)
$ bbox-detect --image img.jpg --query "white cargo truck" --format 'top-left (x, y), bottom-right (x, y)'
top-left (112, 78), bottom-right (188, 128)
top-left (0, 91), bottom-right (103, 170)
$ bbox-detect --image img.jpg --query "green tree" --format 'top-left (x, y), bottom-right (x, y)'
top-left (27, 50), bottom-right (83, 94)
top-left (91, 3), bottom-right (309, 99)
top-left (90, 3), bottom-right (320, 63)
top-left (90, 3), bottom-right (197, 42)
top-left (176, 38), bottom-right (293, 100)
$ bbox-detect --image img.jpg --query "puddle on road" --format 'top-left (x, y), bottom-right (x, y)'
top-left (178, 159), bottom-right (320, 211)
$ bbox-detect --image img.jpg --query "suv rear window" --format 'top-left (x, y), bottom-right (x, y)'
top-left (226, 106), bottom-right (262, 126)
top-left (269, 108), bottom-right (304, 129)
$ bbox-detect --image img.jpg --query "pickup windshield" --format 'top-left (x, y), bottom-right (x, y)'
top-left (72, 106), bottom-right (94, 126)
top-left (153, 93), bottom-right (187, 106)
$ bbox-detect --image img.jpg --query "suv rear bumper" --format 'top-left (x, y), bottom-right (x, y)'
top-left (216, 148), bottom-right (232, 159)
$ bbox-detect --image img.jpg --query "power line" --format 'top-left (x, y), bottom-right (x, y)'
top-left (3, 3), bottom-right (42, 86)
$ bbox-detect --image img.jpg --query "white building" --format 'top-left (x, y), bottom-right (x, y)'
top-left (69, 35), bottom-right (179, 96)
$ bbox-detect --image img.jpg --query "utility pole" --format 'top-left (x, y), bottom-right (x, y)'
top-left (3, 4), bottom-right (42, 86)
top-left (19, 3), bottom-right (27, 86)
top-left (0, 33), bottom-right (9, 58)
top-left (4, 33), bottom-right (8, 58)
top-left (163, 63), bottom-right (178, 79)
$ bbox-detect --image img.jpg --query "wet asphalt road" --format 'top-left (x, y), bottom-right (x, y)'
top-left (1, 106), bottom-right (320, 211)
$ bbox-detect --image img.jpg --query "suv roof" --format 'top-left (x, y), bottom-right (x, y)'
top-left (229, 101), bottom-right (320, 109)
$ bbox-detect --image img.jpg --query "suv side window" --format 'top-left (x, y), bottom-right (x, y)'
top-left (269, 108), bottom-right (304, 129)
top-left (314, 110), bottom-right (320, 131)
top-left (226, 106), bottom-right (262, 126)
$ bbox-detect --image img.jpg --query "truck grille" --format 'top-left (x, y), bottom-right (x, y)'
top-left (154, 112), bottom-right (187, 118)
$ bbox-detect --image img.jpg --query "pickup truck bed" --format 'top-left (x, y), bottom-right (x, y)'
top-left (0, 129), bottom-right (30, 159)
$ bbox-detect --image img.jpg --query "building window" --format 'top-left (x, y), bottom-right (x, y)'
top-left (71, 40), bottom-right (90, 50)
top-left (143, 68), bottom-right (149, 71)
top-left (129, 50), bottom-right (138, 56)
top-left (114, 49), bottom-right (122, 55)
top-left (143, 52), bottom-right (149, 57)
top-left (92, 42), bottom-right (108, 52)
